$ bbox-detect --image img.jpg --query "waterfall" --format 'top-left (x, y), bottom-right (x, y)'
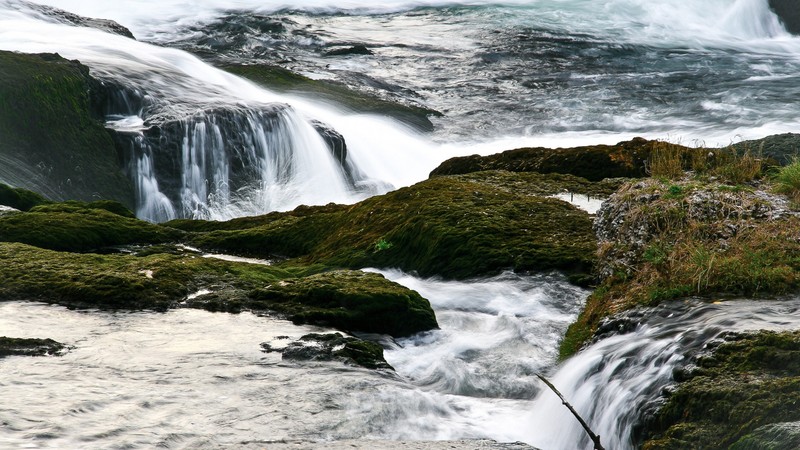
top-left (524, 298), bottom-right (800, 449)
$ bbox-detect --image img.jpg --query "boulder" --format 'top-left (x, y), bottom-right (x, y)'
top-left (769, 0), bottom-right (800, 34)
top-left (0, 51), bottom-right (135, 208)
top-left (430, 138), bottom-right (669, 181)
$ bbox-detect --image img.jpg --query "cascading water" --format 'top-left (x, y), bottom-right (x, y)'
top-left (3, 269), bottom-right (800, 449)
top-left (3, 1), bottom-right (800, 449)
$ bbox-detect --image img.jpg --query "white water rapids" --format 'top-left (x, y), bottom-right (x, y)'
top-left (2, 270), bottom-right (800, 449)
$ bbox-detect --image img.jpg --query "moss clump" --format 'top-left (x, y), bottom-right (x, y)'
top-left (188, 173), bottom-right (598, 281)
top-left (730, 422), bottom-right (800, 450)
top-left (642, 331), bottom-right (800, 449)
top-left (0, 202), bottom-right (182, 252)
top-left (223, 63), bottom-right (440, 131)
top-left (0, 337), bottom-right (67, 358)
top-left (0, 183), bottom-right (50, 211)
top-left (248, 270), bottom-right (437, 338)
top-left (0, 51), bottom-right (134, 207)
top-left (561, 178), bottom-right (800, 358)
top-left (0, 242), bottom-right (438, 337)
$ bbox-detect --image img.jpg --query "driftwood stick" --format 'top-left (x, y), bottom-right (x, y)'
top-left (536, 373), bottom-right (606, 450)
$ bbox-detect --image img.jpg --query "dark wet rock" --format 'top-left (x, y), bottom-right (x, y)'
top-left (222, 63), bottom-right (439, 132)
top-left (323, 44), bottom-right (374, 57)
top-left (430, 137), bottom-right (670, 181)
top-left (262, 332), bottom-right (392, 370)
top-left (642, 330), bottom-right (800, 449)
top-left (0, 51), bottom-right (135, 209)
top-left (731, 421), bottom-right (800, 450)
top-left (769, 0), bottom-right (800, 35)
top-left (730, 132), bottom-right (800, 165)
top-left (23, 1), bottom-right (135, 38)
top-left (0, 337), bottom-right (68, 358)
top-left (112, 105), bottom-right (361, 218)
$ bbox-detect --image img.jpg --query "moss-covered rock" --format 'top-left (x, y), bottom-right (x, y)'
top-left (0, 242), bottom-right (437, 336)
top-left (0, 51), bottom-right (134, 207)
top-left (247, 270), bottom-right (436, 338)
top-left (0, 336), bottom-right (68, 358)
top-left (185, 172), bottom-right (599, 281)
top-left (430, 138), bottom-right (677, 181)
top-left (560, 177), bottom-right (800, 358)
top-left (223, 63), bottom-right (440, 131)
top-left (731, 422), bottom-right (800, 450)
top-left (0, 201), bottom-right (182, 252)
top-left (642, 331), bottom-right (800, 449)
top-left (0, 182), bottom-right (50, 211)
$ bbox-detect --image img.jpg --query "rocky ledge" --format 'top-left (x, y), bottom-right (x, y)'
top-left (0, 337), bottom-right (68, 358)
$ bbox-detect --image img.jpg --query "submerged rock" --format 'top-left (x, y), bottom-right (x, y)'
top-left (222, 63), bottom-right (440, 132)
top-left (22, 1), bottom-right (135, 39)
top-left (0, 336), bottom-right (68, 358)
top-left (262, 332), bottom-right (393, 370)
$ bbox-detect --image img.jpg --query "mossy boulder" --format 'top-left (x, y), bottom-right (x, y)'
top-left (223, 63), bottom-right (440, 131)
top-left (184, 172), bottom-right (599, 281)
top-left (430, 138), bottom-right (676, 181)
top-left (0, 51), bottom-right (134, 208)
top-left (0, 337), bottom-right (67, 358)
top-left (0, 201), bottom-right (182, 252)
top-left (0, 242), bottom-right (437, 337)
top-left (0, 182), bottom-right (50, 211)
top-left (731, 422), bottom-right (800, 450)
top-left (561, 177), bottom-right (800, 358)
top-left (247, 270), bottom-right (437, 338)
top-left (642, 331), bottom-right (800, 449)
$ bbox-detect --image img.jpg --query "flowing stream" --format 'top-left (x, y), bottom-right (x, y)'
top-left (3, 271), bottom-right (800, 449)
top-left (2, 1), bottom-right (800, 449)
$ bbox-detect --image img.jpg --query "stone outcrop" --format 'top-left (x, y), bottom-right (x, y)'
top-left (769, 0), bottom-right (800, 34)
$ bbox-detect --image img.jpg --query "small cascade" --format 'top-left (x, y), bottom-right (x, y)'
top-left (524, 298), bottom-right (800, 450)
top-left (110, 101), bottom-right (367, 222)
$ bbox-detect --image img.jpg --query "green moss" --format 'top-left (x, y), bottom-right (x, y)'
top-left (223, 63), bottom-right (440, 131)
top-left (642, 331), bottom-right (800, 449)
top-left (247, 270), bottom-right (437, 338)
top-left (561, 178), bottom-right (800, 358)
top-left (0, 51), bottom-right (134, 207)
top-left (0, 242), bottom-right (437, 337)
top-left (0, 336), bottom-right (67, 358)
top-left (0, 203), bottom-right (183, 252)
top-left (0, 183), bottom-right (50, 211)
top-left (189, 173), bottom-right (598, 281)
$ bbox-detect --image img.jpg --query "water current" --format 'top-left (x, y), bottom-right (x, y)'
top-left (2, 1), bottom-right (800, 449)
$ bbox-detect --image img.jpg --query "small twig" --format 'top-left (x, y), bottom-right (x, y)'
top-left (536, 373), bottom-right (606, 450)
